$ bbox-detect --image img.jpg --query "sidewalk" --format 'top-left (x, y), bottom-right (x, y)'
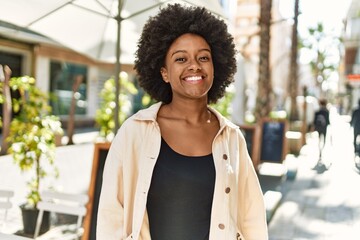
top-left (265, 114), bottom-right (360, 239)
top-left (2, 116), bottom-right (360, 239)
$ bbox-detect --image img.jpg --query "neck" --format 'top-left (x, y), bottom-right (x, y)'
top-left (164, 100), bottom-right (210, 124)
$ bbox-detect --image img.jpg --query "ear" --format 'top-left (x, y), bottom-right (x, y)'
top-left (160, 67), bottom-right (168, 83)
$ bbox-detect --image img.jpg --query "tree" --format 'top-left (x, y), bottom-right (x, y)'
top-left (301, 23), bottom-right (340, 98)
top-left (288, 0), bottom-right (300, 121)
top-left (95, 72), bottom-right (138, 141)
top-left (255, 0), bottom-right (273, 121)
top-left (7, 76), bottom-right (63, 208)
top-left (66, 75), bottom-right (83, 145)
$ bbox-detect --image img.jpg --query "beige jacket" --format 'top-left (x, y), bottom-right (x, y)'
top-left (97, 102), bottom-right (268, 240)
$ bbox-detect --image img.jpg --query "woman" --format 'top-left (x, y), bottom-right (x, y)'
top-left (97, 4), bottom-right (268, 240)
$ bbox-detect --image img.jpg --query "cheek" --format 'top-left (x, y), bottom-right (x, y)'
top-left (167, 68), bottom-right (182, 80)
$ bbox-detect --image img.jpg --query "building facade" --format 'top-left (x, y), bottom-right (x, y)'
top-left (342, 0), bottom-right (360, 112)
top-left (0, 21), bottom-right (134, 128)
top-left (230, 0), bottom-right (293, 115)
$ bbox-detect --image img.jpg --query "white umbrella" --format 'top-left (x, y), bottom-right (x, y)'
top-left (0, 0), bottom-right (226, 130)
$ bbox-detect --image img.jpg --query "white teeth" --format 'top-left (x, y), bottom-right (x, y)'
top-left (185, 76), bottom-right (202, 81)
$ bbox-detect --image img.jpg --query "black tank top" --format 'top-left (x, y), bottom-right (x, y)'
top-left (147, 138), bottom-right (216, 240)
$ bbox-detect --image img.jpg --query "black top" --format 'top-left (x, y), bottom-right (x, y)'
top-left (147, 138), bottom-right (215, 240)
top-left (314, 107), bottom-right (330, 134)
top-left (351, 107), bottom-right (360, 134)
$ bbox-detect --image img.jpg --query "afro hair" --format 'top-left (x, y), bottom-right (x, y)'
top-left (134, 3), bottom-right (237, 104)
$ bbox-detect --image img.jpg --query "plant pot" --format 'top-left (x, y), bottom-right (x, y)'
top-left (20, 204), bottom-right (50, 235)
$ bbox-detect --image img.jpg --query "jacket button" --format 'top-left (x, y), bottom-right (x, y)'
top-left (225, 187), bottom-right (231, 193)
top-left (223, 154), bottom-right (228, 160)
top-left (218, 223), bottom-right (225, 229)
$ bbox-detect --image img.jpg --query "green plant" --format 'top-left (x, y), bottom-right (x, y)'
top-left (211, 85), bottom-right (235, 119)
top-left (300, 22), bottom-right (340, 98)
top-left (6, 76), bottom-right (63, 208)
top-left (95, 72), bottom-right (138, 141)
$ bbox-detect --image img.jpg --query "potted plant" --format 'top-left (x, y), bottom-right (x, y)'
top-left (6, 76), bottom-right (63, 235)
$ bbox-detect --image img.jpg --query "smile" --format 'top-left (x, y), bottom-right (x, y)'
top-left (183, 75), bottom-right (204, 82)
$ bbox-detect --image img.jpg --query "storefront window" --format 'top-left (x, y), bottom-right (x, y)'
top-left (50, 61), bottom-right (87, 116)
top-left (0, 51), bottom-right (22, 77)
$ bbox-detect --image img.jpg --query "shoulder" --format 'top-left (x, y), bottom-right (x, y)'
top-left (209, 106), bottom-right (239, 130)
top-left (131, 102), bottom-right (162, 120)
top-left (114, 103), bottom-right (161, 139)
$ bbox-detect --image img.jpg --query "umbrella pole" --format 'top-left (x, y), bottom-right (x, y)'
top-left (114, 0), bottom-right (124, 134)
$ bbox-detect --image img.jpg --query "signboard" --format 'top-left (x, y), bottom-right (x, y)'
top-left (259, 119), bottom-right (288, 163)
top-left (239, 124), bottom-right (260, 170)
top-left (347, 74), bottom-right (360, 87)
top-left (82, 142), bottom-right (111, 240)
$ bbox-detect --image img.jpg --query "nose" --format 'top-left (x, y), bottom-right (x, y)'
top-left (188, 59), bottom-right (201, 71)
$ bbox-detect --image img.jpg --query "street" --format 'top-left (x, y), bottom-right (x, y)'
top-left (268, 112), bottom-right (360, 239)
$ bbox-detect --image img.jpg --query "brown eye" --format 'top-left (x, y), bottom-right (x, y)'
top-left (175, 57), bottom-right (186, 62)
top-left (199, 56), bottom-right (210, 62)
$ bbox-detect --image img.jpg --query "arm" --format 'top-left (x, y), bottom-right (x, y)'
top-left (326, 110), bottom-right (330, 126)
top-left (351, 110), bottom-right (356, 127)
top-left (97, 130), bottom-right (125, 239)
top-left (237, 132), bottom-right (268, 240)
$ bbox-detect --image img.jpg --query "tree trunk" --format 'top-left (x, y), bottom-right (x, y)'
top-left (255, 0), bottom-right (273, 121)
top-left (67, 75), bottom-right (83, 145)
top-left (0, 65), bottom-right (12, 155)
top-left (289, 0), bottom-right (300, 121)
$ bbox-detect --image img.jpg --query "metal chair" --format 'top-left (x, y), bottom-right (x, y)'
top-left (34, 191), bottom-right (89, 240)
top-left (0, 189), bottom-right (14, 232)
top-left (0, 232), bottom-right (32, 240)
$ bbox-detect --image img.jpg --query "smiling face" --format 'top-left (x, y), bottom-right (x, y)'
top-left (160, 33), bottom-right (214, 103)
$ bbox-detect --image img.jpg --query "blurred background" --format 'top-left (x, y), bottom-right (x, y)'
top-left (1, 0), bottom-right (360, 239)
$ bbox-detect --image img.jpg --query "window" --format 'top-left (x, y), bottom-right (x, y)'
top-left (0, 51), bottom-right (22, 77)
top-left (50, 61), bottom-right (87, 116)
top-left (0, 51), bottom-right (23, 119)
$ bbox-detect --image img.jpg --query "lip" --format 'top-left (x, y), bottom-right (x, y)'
top-left (182, 75), bottom-right (205, 84)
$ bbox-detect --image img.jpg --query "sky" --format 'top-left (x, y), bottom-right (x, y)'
top-left (279, 0), bottom-right (353, 36)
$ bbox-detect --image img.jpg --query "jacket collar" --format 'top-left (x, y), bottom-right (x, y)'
top-left (133, 101), bottom-right (238, 130)
top-left (133, 102), bottom-right (163, 121)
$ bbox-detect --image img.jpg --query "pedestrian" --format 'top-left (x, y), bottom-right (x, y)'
top-left (96, 4), bottom-right (268, 240)
top-left (313, 98), bottom-right (330, 159)
top-left (350, 98), bottom-right (360, 156)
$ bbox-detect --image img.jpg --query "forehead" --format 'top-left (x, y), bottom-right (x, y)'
top-left (168, 33), bottom-right (210, 52)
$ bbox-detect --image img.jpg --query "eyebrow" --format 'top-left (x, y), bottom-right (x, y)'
top-left (170, 48), bottom-right (211, 57)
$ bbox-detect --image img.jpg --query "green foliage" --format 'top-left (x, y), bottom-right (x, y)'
top-left (300, 22), bottom-right (341, 96)
top-left (269, 110), bottom-right (287, 120)
top-left (6, 76), bottom-right (63, 208)
top-left (211, 85), bottom-right (235, 118)
top-left (95, 72), bottom-right (138, 141)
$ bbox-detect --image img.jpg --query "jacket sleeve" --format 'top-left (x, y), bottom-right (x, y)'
top-left (97, 129), bottom-right (126, 239)
top-left (238, 131), bottom-right (269, 240)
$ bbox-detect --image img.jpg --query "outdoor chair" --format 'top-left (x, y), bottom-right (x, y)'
top-left (34, 191), bottom-right (89, 240)
top-left (0, 189), bottom-right (14, 232)
top-left (0, 232), bottom-right (32, 240)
